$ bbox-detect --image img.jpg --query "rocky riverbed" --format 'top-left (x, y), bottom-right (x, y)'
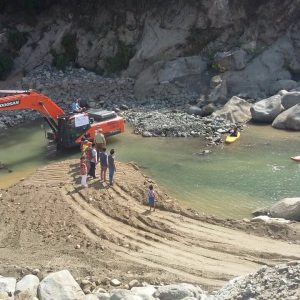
top-left (0, 262), bottom-right (299, 299)
top-left (0, 66), bottom-right (235, 146)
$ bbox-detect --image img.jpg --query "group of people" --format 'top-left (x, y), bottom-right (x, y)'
top-left (79, 129), bottom-right (116, 188)
top-left (76, 105), bottom-right (156, 211)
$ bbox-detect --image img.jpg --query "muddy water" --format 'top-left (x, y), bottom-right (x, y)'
top-left (1, 121), bottom-right (300, 218)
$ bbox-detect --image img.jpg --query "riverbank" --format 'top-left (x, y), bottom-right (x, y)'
top-left (0, 159), bottom-right (299, 293)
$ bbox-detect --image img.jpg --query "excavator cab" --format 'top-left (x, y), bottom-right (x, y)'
top-left (57, 113), bottom-right (91, 149)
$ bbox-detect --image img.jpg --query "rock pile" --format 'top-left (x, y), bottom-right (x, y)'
top-left (214, 262), bottom-right (300, 300)
top-left (0, 262), bottom-right (299, 299)
top-left (0, 66), bottom-right (238, 145)
top-left (123, 108), bottom-right (233, 142)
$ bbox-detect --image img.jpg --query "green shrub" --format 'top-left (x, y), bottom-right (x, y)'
top-left (212, 62), bottom-right (227, 73)
top-left (104, 41), bottom-right (132, 74)
top-left (0, 52), bottom-right (14, 80)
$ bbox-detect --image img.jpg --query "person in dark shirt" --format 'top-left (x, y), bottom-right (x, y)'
top-left (99, 148), bottom-right (108, 182)
top-left (229, 126), bottom-right (239, 137)
top-left (108, 149), bottom-right (116, 186)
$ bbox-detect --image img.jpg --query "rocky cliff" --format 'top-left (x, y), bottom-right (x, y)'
top-left (1, 0), bottom-right (300, 103)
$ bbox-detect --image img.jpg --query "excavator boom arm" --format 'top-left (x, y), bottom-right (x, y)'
top-left (0, 90), bottom-right (65, 123)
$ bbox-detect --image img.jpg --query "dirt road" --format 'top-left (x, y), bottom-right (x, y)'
top-left (0, 160), bottom-right (299, 291)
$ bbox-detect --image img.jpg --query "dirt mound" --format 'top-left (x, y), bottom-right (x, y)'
top-left (0, 160), bottom-right (299, 291)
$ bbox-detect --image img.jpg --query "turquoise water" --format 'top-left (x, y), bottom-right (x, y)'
top-left (1, 121), bottom-right (300, 218)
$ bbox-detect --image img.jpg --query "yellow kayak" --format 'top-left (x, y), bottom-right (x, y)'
top-left (225, 132), bottom-right (240, 144)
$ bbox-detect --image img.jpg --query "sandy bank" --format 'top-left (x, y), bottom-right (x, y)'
top-left (0, 159), bottom-right (299, 291)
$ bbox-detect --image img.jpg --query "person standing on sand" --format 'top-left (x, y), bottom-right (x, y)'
top-left (85, 142), bottom-right (93, 173)
top-left (99, 147), bottom-right (108, 181)
top-left (148, 185), bottom-right (155, 211)
top-left (88, 143), bottom-right (97, 179)
top-left (94, 129), bottom-right (106, 160)
top-left (80, 156), bottom-right (88, 188)
top-left (108, 149), bottom-right (116, 186)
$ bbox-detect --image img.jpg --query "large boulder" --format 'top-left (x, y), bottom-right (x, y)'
top-left (15, 274), bottom-right (39, 300)
top-left (270, 198), bottom-right (300, 221)
top-left (281, 91), bottom-right (300, 109)
top-left (272, 104), bottom-right (300, 130)
top-left (251, 94), bottom-right (284, 123)
top-left (212, 96), bottom-right (252, 123)
top-left (127, 6), bottom-right (198, 77)
top-left (208, 76), bottom-right (228, 103)
top-left (134, 56), bottom-right (207, 99)
top-left (38, 270), bottom-right (85, 300)
top-left (223, 35), bottom-right (293, 99)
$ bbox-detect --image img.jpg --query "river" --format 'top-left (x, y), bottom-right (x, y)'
top-left (1, 120), bottom-right (300, 218)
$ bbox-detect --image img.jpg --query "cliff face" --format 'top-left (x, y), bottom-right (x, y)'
top-left (1, 0), bottom-right (300, 102)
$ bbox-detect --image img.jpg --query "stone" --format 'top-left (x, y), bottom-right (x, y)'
top-left (92, 287), bottom-right (107, 294)
top-left (15, 274), bottom-right (39, 300)
top-left (224, 35), bottom-right (293, 99)
top-left (134, 56), bottom-right (207, 99)
top-left (272, 104), bottom-right (300, 130)
top-left (208, 79), bottom-right (228, 104)
top-left (212, 96), bottom-right (252, 123)
top-left (93, 292), bottom-right (110, 300)
top-left (128, 280), bottom-right (140, 289)
top-left (281, 91), bottom-right (300, 109)
top-left (154, 283), bottom-right (203, 300)
top-left (142, 131), bottom-right (152, 137)
top-left (110, 289), bottom-right (143, 300)
top-left (213, 48), bottom-right (248, 71)
top-left (200, 104), bottom-right (216, 116)
top-left (110, 279), bottom-right (121, 287)
top-left (252, 207), bottom-right (270, 217)
top-left (38, 270), bottom-right (85, 300)
top-left (131, 286), bottom-right (156, 297)
top-left (127, 9), bottom-right (198, 78)
top-left (0, 277), bottom-right (16, 299)
top-left (251, 94), bottom-right (284, 123)
top-left (84, 295), bottom-right (101, 300)
top-left (120, 104), bottom-right (129, 110)
top-left (250, 216), bottom-right (290, 224)
top-left (269, 198), bottom-right (300, 221)
top-left (187, 106), bottom-right (202, 115)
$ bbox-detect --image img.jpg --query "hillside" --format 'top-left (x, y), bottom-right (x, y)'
top-left (1, 0), bottom-right (300, 102)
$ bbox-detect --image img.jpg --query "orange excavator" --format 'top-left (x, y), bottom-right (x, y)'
top-left (0, 90), bottom-right (125, 149)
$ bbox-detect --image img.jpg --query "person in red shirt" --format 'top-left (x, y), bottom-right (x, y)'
top-left (80, 156), bottom-right (88, 188)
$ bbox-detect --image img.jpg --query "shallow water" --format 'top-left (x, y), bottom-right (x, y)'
top-left (1, 121), bottom-right (300, 218)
